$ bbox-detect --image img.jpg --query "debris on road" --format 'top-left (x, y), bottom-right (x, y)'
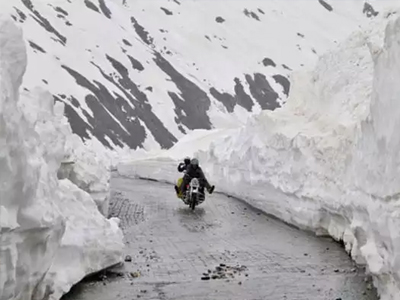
top-left (130, 271), bottom-right (141, 278)
top-left (125, 255), bottom-right (132, 262)
top-left (202, 264), bottom-right (248, 281)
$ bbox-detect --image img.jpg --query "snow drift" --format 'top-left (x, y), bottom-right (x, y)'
top-left (58, 135), bottom-right (113, 217)
top-left (119, 10), bottom-right (400, 300)
top-left (0, 17), bottom-right (123, 300)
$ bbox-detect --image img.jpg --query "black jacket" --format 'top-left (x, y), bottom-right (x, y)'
top-left (184, 164), bottom-right (206, 180)
top-left (177, 162), bottom-right (189, 172)
top-left (181, 164), bottom-right (211, 191)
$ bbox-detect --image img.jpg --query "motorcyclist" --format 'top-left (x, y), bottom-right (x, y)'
top-left (180, 158), bottom-right (215, 197)
top-left (174, 157), bottom-right (191, 196)
top-left (177, 156), bottom-right (191, 172)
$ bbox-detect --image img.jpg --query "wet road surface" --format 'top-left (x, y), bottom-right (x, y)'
top-left (64, 175), bottom-right (376, 300)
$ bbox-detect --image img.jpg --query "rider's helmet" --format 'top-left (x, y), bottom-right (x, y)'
top-left (184, 156), bottom-right (191, 165)
top-left (190, 158), bottom-right (199, 169)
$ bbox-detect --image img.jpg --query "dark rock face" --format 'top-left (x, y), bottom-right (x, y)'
top-left (363, 3), bottom-right (378, 18)
top-left (103, 55), bottom-right (177, 147)
top-left (131, 16), bottom-right (153, 45)
top-left (160, 7), bottom-right (173, 15)
top-left (216, 16), bottom-right (225, 23)
top-left (61, 66), bottom-right (145, 149)
top-left (233, 78), bottom-right (254, 111)
top-left (262, 57), bottom-right (276, 67)
top-left (244, 9), bottom-right (260, 21)
top-left (70, 95), bottom-right (81, 108)
top-left (245, 73), bottom-right (280, 110)
top-left (84, 0), bottom-right (100, 13)
top-left (318, 0), bottom-right (333, 12)
top-left (127, 55), bottom-right (144, 71)
top-left (153, 52), bottom-right (212, 130)
top-left (54, 6), bottom-right (68, 16)
top-left (122, 39), bottom-right (132, 46)
top-left (273, 75), bottom-right (290, 96)
top-left (99, 0), bottom-right (112, 18)
top-left (21, 0), bottom-right (67, 45)
top-left (14, 7), bottom-right (27, 21)
top-left (60, 98), bottom-right (92, 142)
top-left (61, 57), bottom-right (177, 149)
top-left (209, 78), bottom-right (255, 113)
top-left (28, 40), bottom-right (46, 53)
top-left (210, 72), bottom-right (287, 113)
top-left (209, 88), bottom-right (236, 113)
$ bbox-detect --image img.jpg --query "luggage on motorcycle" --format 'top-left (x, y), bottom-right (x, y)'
top-left (176, 177), bottom-right (184, 199)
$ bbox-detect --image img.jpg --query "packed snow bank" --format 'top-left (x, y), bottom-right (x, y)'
top-left (119, 11), bottom-right (400, 300)
top-left (55, 130), bottom-right (144, 216)
top-left (40, 179), bottom-right (123, 299)
top-left (0, 15), bottom-right (65, 300)
top-left (57, 135), bottom-right (113, 217)
top-left (0, 17), bottom-right (123, 300)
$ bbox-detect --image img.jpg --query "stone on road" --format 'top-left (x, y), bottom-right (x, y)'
top-left (63, 175), bottom-right (376, 300)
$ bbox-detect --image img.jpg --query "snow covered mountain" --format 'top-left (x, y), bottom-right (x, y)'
top-left (1, 0), bottom-right (393, 153)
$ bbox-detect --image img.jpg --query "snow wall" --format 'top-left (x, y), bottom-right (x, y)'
top-left (0, 17), bottom-right (124, 300)
top-left (119, 11), bottom-right (400, 300)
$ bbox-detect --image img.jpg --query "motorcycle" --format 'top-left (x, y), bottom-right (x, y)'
top-left (183, 177), bottom-right (205, 210)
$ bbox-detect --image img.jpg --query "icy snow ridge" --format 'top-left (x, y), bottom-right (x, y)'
top-left (120, 11), bottom-right (400, 300)
top-left (0, 17), bottom-right (123, 300)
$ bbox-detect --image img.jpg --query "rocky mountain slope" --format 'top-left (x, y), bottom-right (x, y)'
top-left (2, 0), bottom-right (392, 152)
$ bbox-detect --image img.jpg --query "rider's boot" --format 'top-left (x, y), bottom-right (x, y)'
top-left (207, 185), bottom-right (215, 194)
top-left (181, 190), bottom-right (188, 204)
top-left (174, 185), bottom-right (179, 195)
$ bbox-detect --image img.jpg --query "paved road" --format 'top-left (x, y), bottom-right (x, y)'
top-left (64, 174), bottom-right (377, 300)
